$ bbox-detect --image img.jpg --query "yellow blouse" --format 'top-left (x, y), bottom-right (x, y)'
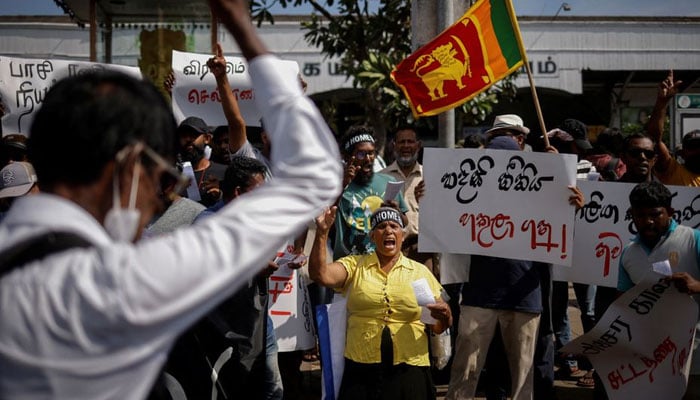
top-left (337, 252), bottom-right (443, 366)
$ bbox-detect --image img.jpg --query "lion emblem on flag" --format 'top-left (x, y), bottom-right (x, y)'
top-left (410, 37), bottom-right (472, 101)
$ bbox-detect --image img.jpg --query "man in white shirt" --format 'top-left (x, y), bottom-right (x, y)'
top-left (0, 1), bottom-right (342, 399)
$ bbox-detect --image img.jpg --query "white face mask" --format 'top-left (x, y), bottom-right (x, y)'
top-left (104, 152), bottom-right (142, 242)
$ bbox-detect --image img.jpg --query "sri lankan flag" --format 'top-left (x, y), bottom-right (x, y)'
top-left (391, 0), bottom-right (525, 118)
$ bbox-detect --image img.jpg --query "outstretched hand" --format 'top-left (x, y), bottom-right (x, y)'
top-left (207, 43), bottom-right (227, 79)
top-left (658, 70), bottom-right (682, 102)
top-left (315, 206), bottom-right (337, 234)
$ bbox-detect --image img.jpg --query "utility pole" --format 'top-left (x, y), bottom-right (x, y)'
top-left (411, 0), bottom-right (469, 147)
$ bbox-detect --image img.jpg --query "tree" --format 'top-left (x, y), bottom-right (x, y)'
top-left (251, 0), bottom-right (517, 150)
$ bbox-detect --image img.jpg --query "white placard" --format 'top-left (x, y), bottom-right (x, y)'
top-left (553, 181), bottom-right (700, 287)
top-left (561, 274), bottom-right (698, 400)
top-left (0, 55), bottom-right (141, 135)
top-left (269, 246), bottom-right (315, 352)
top-left (419, 148), bottom-right (578, 265)
top-left (171, 50), bottom-right (299, 127)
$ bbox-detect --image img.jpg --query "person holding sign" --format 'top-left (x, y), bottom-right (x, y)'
top-left (309, 205), bottom-right (452, 400)
top-left (0, 0), bottom-right (342, 398)
top-left (617, 180), bottom-right (700, 399)
top-left (446, 133), bottom-right (585, 400)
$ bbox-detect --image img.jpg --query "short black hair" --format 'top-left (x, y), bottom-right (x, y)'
top-left (462, 134), bottom-right (485, 149)
top-left (28, 70), bottom-right (176, 189)
top-left (622, 132), bottom-right (654, 151)
top-left (629, 181), bottom-right (672, 209)
top-left (212, 125), bottom-right (228, 140)
top-left (220, 155), bottom-right (268, 198)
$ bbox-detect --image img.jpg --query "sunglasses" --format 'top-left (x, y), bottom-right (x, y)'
top-left (626, 148), bottom-right (656, 159)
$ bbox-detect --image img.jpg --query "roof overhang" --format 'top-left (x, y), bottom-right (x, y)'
top-left (54, 0), bottom-right (213, 26)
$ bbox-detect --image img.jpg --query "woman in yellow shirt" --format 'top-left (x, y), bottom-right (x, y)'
top-left (310, 206), bottom-right (452, 400)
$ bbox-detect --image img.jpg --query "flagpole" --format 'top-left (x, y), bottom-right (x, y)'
top-left (505, 0), bottom-right (550, 148)
top-left (523, 61), bottom-right (551, 148)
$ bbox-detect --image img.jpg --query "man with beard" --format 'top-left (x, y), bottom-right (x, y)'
top-left (381, 126), bottom-right (435, 273)
top-left (335, 126), bottom-right (408, 259)
top-left (617, 181), bottom-right (700, 399)
top-left (618, 133), bottom-right (658, 184)
top-left (649, 70), bottom-right (700, 187)
top-left (590, 132), bottom-right (658, 399)
top-left (176, 116), bottom-right (227, 206)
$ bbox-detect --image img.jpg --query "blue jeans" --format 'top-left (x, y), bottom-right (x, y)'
top-left (265, 315), bottom-right (284, 400)
top-left (552, 282), bottom-right (597, 348)
top-left (552, 281), bottom-right (596, 372)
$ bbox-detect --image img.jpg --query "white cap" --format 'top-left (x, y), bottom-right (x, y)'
top-left (485, 114), bottom-right (530, 136)
top-left (0, 161), bottom-right (37, 199)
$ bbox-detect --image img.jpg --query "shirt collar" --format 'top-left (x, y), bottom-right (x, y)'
top-left (0, 193), bottom-right (112, 247)
top-left (367, 251), bottom-right (414, 270)
top-left (632, 219), bottom-right (678, 245)
top-left (386, 161), bottom-right (422, 178)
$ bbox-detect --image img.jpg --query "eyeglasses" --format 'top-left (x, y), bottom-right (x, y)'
top-left (140, 144), bottom-right (191, 198)
top-left (354, 150), bottom-right (376, 160)
top-left (626, 148), bottom-right (656, 159)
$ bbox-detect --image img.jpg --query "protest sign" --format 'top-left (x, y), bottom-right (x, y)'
top-left (268, 246), bottom-right (315, 352)
top-left (419, 147), bottom-right (577, 265)
top-left (0, 56), bottom-right (141, 136)
top-left (561, 274), bottom-right (698, 399)
top-left (553, 181), bottom-right (700, 287)
top-left (317, 296), bottom-right (347, 400)
top-left (171, 50), bottom-right (299, 127)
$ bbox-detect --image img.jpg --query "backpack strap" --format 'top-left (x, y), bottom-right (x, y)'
top-left (0, 231), bottom-right (91, 279)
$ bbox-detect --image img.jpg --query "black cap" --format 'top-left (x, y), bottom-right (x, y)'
top-left (177, 116), bottom-right (209, 135)
top-left (561, 119), bottom-right (592, 150)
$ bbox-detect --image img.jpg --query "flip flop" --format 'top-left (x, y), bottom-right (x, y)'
top-left (576, 369), bottom-right (595, 388)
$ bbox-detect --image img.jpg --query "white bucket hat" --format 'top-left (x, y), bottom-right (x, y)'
top-left (485, 114), bottom-right (530, 136)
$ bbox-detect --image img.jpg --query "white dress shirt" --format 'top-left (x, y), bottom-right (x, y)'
top-left (0, 55), bottom-right (342, 399)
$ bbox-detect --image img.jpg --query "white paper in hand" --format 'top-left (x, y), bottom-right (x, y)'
top-left (652, 259), bottom-right (672, 276)
top-left (384, 181), bottom-right (404, 201)
top-left (181, 161), bottom-right (201, 202)
top-left (412, 278), bottom-right (437, 324)
top-left (412, 278), bottom-right (435, 306)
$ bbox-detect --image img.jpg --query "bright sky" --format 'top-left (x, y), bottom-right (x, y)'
top-left (0, 0), bottom-right (698, 17)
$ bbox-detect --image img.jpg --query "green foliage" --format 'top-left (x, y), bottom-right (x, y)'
top-left (251, 0), bottom-right (517, 144)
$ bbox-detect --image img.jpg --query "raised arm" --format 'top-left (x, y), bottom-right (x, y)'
top-left (648, 70), bottom-right (682, 174)
top-left (207, 42), bottom-right (247, 153)
top-left (126, 0), bottom-right (342, 322)
top-left (209, 0), bottom-right (268, 60)
top-left (309, 206), bottom-right (348, 288)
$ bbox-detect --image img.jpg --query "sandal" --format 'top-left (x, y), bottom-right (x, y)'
top-left (302, 349), bottom-right (319, 362)
top-left (576, 369), bottom-right (595, 388)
